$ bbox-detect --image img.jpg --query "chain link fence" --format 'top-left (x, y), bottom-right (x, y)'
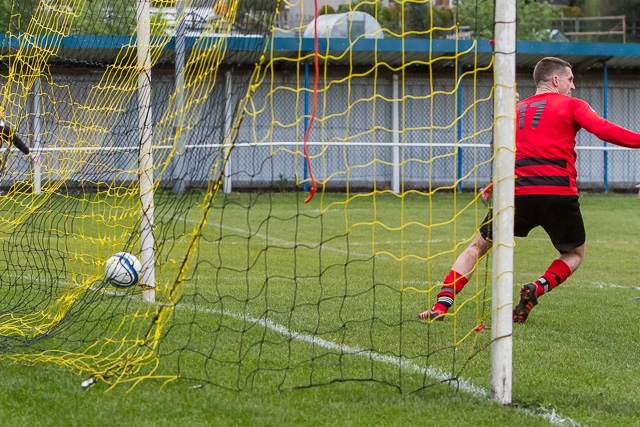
top-left (3, 67), bottom-right (640, 194)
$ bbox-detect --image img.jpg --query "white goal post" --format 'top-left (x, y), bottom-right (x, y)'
top-left (491, 0), bottom-right (516, 405)
top-left (137, 0), bottom-right (156, 304)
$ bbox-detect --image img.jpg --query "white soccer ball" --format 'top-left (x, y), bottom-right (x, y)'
top-left (105, 252), bottom-right (142, 288)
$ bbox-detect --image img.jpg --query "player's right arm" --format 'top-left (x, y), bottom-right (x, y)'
top-left (0, 125), bottom-right (29, 155)
top-left (0, 124), bottom-right (40, 164)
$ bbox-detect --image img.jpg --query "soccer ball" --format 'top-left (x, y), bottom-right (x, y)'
top-left (105, 252), bottom-right (142, 287)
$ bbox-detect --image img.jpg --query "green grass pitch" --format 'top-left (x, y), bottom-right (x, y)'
top-left (0, 192), bottom-right (638, 426)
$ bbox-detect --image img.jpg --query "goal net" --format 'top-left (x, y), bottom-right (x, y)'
top-left (0, 0), bottom-right (515, 397)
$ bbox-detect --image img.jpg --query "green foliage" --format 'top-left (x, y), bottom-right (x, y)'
top-left (334, 0), bottom-right (457, 37)
top-left (389, 3), bottom-right (454, 38)
top-left (337, 0), bottom-right (392, 28)
top-left (277, 173), bottom-right (288, 192)
top-left (0, 0), bottom-right (277, 36)
top-left (402, 3), bottom-right (455, 36)
top-left (73, 0), bottom-right (136, 36)
top-left (597, 0), bottom-right (640, 43)
top-left (0, 0), bottom-right (135, 35)
top-left (433, 6), bottom-right (455, 28)
top-left (580, 0), bottom-right (603, 16)
top-left (457, 0), bottom-right (561, 40)
top-left (571, 0), bottom-right (587, 10)
top-left (234, 0), bottom-right (279, 33)
top-left (557, 6), bottom-right (584, 18)
top-left (0, 1), bottom-right (12, 32)
top-left (0, 0), bottom-right (37, 33)
top-left (318, 5), bottom-right (335, 16)
top-left (517, 0), bottom-right (562, 40)
top-left (238, 0), bottom-right (277, 12)
top-left (150, 10), bottom-right (172, 37)
top-left (405, 3), bottom-right (429, 35)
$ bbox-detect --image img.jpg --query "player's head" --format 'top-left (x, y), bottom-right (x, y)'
top-left (533, 57), bottom-right (575, 96)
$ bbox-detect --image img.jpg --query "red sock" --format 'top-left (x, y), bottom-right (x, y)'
top-left (435, 270), bottom-right (469, 309)
top-left (445, 270), bottom-right (469, 293)
top-left (536, 259), bottom-right (571, 297)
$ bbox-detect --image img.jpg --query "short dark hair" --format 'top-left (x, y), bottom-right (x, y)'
top-left (533, 57), bottom-right (572, 86)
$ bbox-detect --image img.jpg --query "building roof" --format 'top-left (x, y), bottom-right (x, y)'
top-left (3, 35), bottom-right (640, 71)
top-left (270, 38), bottom-right (640, 72)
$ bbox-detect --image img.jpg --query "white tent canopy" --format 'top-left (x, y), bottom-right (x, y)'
top-left (303, 11), bottom-right (384, 39)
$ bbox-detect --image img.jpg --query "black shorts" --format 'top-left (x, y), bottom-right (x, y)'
top-left (480, 195), bottom-right (585, 254)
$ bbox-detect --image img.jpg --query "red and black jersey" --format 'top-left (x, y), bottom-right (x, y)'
top-left (515, 93), bottom-right (640, 196)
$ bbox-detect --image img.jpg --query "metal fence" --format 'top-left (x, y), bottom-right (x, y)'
top-left (5, 66), bottom-right (640, 194)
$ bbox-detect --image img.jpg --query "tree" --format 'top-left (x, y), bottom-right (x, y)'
top-left (598, 0), bottom-right (640, 43)
top-left (73, 0), bottom-right (136, 36)
top-left (337, 0), bottom-right (392, 29)
top-left (0, 0), bottom-right (136, 36)
top-left (457, 0), bottom-right (561, 41)
top-left (0, 1), bottom-right (14, 32)
top-left (318, 5), bottom-right (335, 16)
top-left (382, 2), bottom-right (454, 39)
top-left (0, 0), bottom-right (37, 33)
top-left (233, 0), bottom-right (280, 33)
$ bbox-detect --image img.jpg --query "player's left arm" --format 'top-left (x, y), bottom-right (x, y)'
top-left (574, 100), bottom-right (640, 149)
